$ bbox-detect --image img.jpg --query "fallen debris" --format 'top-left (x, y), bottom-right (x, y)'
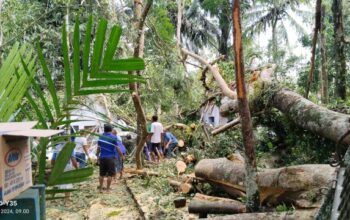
top-left (188, 193), bottom-right (246, 218)
top-left (124, 168), bottom-right (159, 177)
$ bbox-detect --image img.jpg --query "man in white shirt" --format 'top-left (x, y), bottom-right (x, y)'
top-left (149, 115), bottom-right (164, 162)
top-left (74, 133), bottom-right (90, 168)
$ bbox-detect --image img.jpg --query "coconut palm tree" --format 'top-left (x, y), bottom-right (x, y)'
top-left (244, 0), bottom-right (311, 63)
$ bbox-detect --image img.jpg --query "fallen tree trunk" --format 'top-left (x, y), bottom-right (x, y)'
top-left (189, 193), bottom-right (246, 217)
top-left (207, 210), bottom-right (317, 220)
top-left (221, 83), bottom-right (350, 145)
top-left (211, 117), bottom-right (240, 136)
top-left (215, 63), bottom-right (350, 145)
top-left (195, 158), bottom-right (336, 207)
top-left (271, 88), bottom-right (350, 145)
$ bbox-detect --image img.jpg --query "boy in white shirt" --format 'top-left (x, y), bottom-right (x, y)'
top-left (149, 115), bottom-right (164, 162)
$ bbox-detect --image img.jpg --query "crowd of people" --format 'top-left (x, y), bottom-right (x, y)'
top-left (50, 115), bottom-right (179, 193)
top-left (96, 115), bottom-right (179, 192)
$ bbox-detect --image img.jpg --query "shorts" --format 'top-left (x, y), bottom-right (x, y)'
top-left (150, 143), bottom-right (161, 154)
top-left (99, 157), bottom-right (116, 177)
top-left (115, 156), bottom-right (124, 173)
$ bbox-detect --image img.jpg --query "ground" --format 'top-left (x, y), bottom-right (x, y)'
top-left (46, 158), bottom-right (198, 220)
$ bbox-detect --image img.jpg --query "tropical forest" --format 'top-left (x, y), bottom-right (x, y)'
top-left (0, 0), bottom-right (350, 219)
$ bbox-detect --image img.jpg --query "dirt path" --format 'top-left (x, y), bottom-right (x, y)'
top-left (46, 159), bottom-right (198, 220)
top-left (46, 170), bottom-right (141, 220)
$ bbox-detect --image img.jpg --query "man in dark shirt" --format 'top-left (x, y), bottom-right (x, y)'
top-left (96, 124), bottom-right (123, 192)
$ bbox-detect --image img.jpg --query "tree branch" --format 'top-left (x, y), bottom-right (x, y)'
top-left (181, 48), bottom-right (237, 99)
top-left (211, 117), bottom-right (241, 136)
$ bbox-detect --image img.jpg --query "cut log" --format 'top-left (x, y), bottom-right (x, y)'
top-left (183, 154), bottom-right (196, 164)
top-left (178, 139), bottom-right (185, 148)
top-left (176, 161), bottom-right (187, 175)
top-left (168, 179), bottom-right (193, 193)
top-left (195, 158), bottom-right (336, 206)
top-left (193, 193), bottom-right (245, 206)
top-left (226, 153), bottom-right (245, 164)
top-left (168, 179), bottom-right (181, 188)
top-left (207, 210), bottom-right (317, 220)
top-left (188, 194), bottom-right (246, 217)
top-left (180, 183), bottom-right (193, 194)
top-left (124, 169), bottom-right (158, 177)
top-left (174, 197), bottom-right (187, 208)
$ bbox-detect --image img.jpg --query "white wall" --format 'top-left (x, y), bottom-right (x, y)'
top-left (201, 104), bottom-right (228, 127)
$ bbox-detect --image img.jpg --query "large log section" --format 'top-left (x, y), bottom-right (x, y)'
top-left (195, 158), bottom-right (336, 207)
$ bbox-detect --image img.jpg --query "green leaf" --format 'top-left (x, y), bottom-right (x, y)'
top-left (73, 15), bottom-right (81, 95)
top-left (21, 56), bottom-right (54, 122)
top-left (77, 89), bottom-right (130, 95)
top-left (102, 25), bottom-right (122, 67)
top-left (82, 15), bottom-right (93, 85)
top-left (48, 142), bottom-right (76, 185)
top-left (62, 21), bottom-right (72, 103)
top-left (90, 18), bottom-right (108, 78)
top-left (38, 138), bottom-right (49, 184)
top-left (101, 58), bottom-right (145, 72)
top-left (36, 42), bottom-right (61, 116)
top-left (25, 92), bottom-right (48, 129)
top-left (49, 167), bottom-right (93, 185)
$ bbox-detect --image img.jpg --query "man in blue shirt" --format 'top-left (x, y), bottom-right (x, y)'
top-left (96, 124), bottom-right (123, 192)
top-left (163, 128), bottom-right (178, 158)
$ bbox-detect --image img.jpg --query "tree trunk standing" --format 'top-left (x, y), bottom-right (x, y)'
top-left (232, 0), bottom-right (260, 212)
top-left (320, 5), bottom-right (329, 104)
top-left (130, 0), bottom-right (153, 169)
top-left (271, 18), bottom-right (278, 65)
top-left (176, 0), bottom-right (184, 49)
top-left (218, 26), bottom-right (229, 58)
top-left (305, 0), bottom-right (321, 99)
top-left (218, 8), bottom-right (230, 58)
top-left (332, 0), bottom-right (347, 100)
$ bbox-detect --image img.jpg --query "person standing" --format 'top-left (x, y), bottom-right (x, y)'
top-left (96, 124), bottom-right (123, 192)
top-left (112, 129), bottom-right (126, 179)
top-left (148, 115), bottom-right (164, 162)
top-left (74, 131), bottom-right (90, 168)
top-left (163, 128), bottom-right (178, 158)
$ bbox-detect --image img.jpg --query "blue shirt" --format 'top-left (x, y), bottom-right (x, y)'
top-left (117, 141), bottom-right (127, 155)
top-left (164, 132), bottom-right (178, 144)
top-left (98, 133), bottom-right (117, 158)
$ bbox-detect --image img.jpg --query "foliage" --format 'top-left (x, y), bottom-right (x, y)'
top-left (275, 203), bottom-right (294, 213)
top-left (0, 43), bottom-right (36, 121)
top-left (254, 109), bottom-right (336, 166)
top-left (13, 15), bottom-right (145, 196)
